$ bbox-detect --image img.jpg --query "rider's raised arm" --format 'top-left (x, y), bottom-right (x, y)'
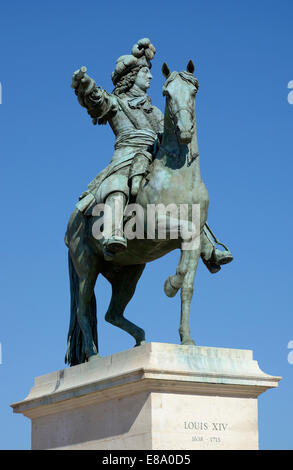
top-left (72, 68), bottom-right (118, 125)
top-left (83, 87), bottom-right (118, 125)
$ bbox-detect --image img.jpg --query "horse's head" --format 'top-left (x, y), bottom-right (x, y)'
top-left (162, 60), bottom-right (198, 144)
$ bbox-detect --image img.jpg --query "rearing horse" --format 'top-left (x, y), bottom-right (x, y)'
top-left (65, 60), bottom-right (210, 366)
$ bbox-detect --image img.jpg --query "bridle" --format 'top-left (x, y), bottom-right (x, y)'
top-left (161, 72), bottom-right (198, 165)
top-left (163, 72), bottom-right (196, 128)
top-left (161, 103), bottom-right (198, 166)
top-left (167, 105), bottom-right (195, 127)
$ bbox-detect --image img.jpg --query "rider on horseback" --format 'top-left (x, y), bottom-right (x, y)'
top-left (71, 38), bottom-right (232, 272)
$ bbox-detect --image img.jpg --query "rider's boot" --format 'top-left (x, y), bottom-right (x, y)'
top-left (201, 224), bottom-right (233, 274)
top-left (103, 191), bottom-right (127, 261)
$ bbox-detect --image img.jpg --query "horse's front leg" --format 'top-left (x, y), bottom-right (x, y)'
top-left (164, 249), bottom-right (190, 298)
top-left (164, 216), bottom-right (199, 298)
top-left (179, 248), bottom-right (200, 345)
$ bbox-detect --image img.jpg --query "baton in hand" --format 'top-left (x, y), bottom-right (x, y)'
top-left (71, 66), bottom-right (87, 89)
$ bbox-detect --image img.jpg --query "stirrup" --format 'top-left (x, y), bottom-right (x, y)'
top-left (211, 246), bottom-right (233, 266)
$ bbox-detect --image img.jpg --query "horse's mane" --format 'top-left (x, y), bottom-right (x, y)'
top-left (162, 71), bottom-right (199, 94)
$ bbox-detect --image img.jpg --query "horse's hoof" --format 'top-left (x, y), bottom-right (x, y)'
top-left (164, 277), bottom-right (179, 298)
top-left (87, 354), bottom-right (100, 362)
top-left (181, 339), bottom-right (196, 346)
top-left (134, 340), bottom-right (146, 348)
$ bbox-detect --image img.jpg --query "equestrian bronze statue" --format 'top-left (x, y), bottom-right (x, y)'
top-left (65, 38), bottom-right (233, 366)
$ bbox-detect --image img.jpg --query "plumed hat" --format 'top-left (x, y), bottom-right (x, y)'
top-left (111, 38), bottom-right (156, 86)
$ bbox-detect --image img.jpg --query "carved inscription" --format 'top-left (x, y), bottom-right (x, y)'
top-left (184, 421), bottom-right (229, 445)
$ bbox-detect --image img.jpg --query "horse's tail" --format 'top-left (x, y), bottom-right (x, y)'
top-left (65, 251), bottom-right (98, 366)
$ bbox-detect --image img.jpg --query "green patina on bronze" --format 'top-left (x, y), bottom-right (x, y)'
top-left (65, 38), bottom-right (233, 366)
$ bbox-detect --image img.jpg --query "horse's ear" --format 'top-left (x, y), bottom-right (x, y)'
top-left (162, 62), bottom-right (171, 78)
top-left (187, 60), bottom-right (195, 74)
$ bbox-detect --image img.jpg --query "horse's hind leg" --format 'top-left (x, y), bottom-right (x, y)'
top-left (105, 264), bottom-right (146, 346)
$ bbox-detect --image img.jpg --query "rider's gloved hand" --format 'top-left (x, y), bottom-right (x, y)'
top-left (71, 68), bottom-right (96, 107)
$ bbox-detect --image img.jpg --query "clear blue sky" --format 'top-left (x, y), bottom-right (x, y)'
top-left (0, 0), bottom-right (292, 450)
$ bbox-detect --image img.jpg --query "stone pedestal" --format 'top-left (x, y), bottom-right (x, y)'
top-left (11, 343), bottom-right (281, 450)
